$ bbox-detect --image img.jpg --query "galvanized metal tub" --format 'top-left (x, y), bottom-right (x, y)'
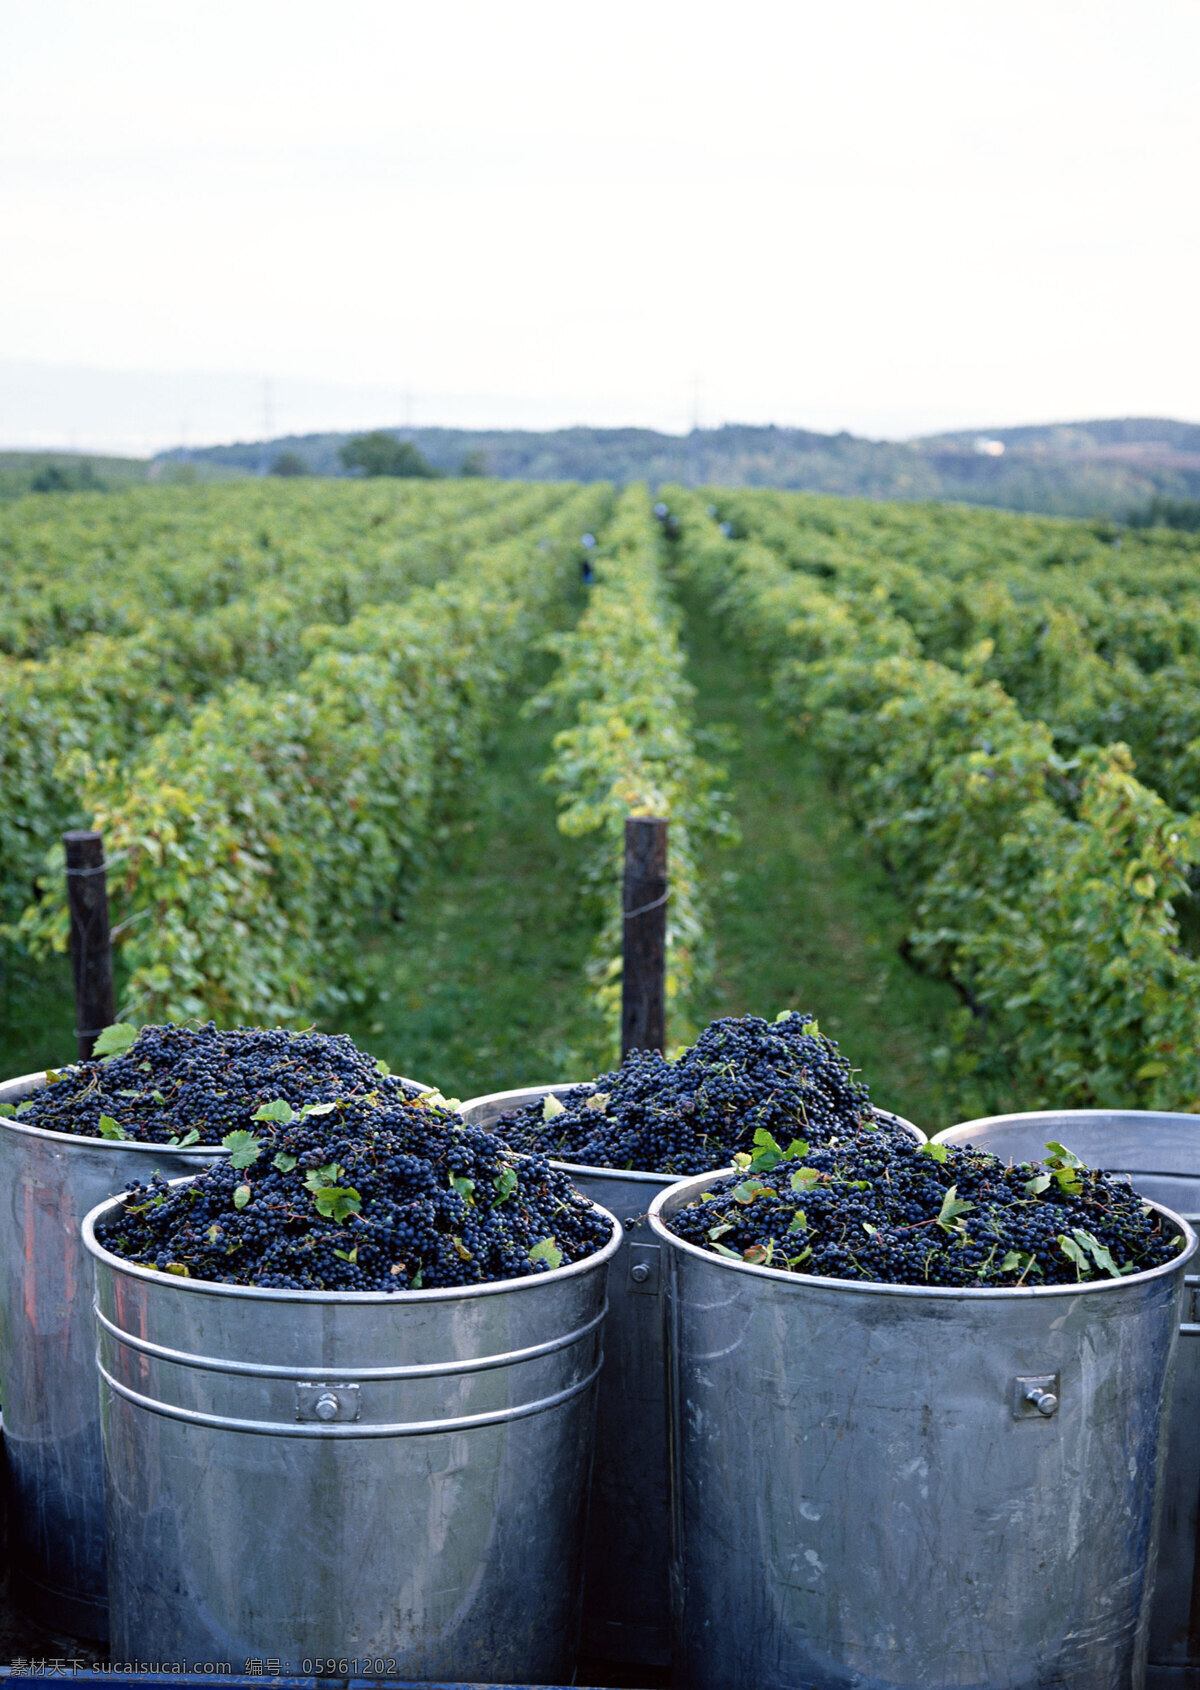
top-left (83, 1182), bottom-right (622, 1677)
top-left (0, 1069), bottom-right (227, 1637)
top-left (650, 1168), bottom-right (1196, 1690)
top-left (934, 1110), bottom-right (1200, 1689)
top-left (0, 1065), bottom-right (430, 1639)
top-left (459, 1083), bottom-right (923, 1668)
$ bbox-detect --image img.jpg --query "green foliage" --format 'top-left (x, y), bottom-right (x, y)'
top-left (269, 451), bottom-right (309, 478)
top-left (339, 433), bottom-right (439, 479)
top-left (531, 486), bottom-right (737, 1054)
top-left (667, 485), bottom-right (1200, 1111)
top-left (13, 484), bottom-right (610, 1025)
top-left (0, 478), bottom-right (564, 925)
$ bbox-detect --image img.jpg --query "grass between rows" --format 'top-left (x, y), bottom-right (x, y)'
top-left (676, 581), bottom-right (965, 1135)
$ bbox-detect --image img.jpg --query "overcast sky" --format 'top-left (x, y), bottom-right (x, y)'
top-left (2, 0), bottom-right (1198, 451)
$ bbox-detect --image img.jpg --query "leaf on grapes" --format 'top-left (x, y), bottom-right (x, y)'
top-left (93, 1023), bottom-right (139, 1060)
top-left (731, 1178), bottom-right (772, 1204)
top-left (313, 1186), bottom-right (361, 1223)
top-left (301, 1101), bottom-right (339, 1118)
top-left (1059, 1233), bottom-right (1090, 1273)
top-left (493, 1166), bottom-right (518, 1204)
top-left (919, 1141), bottom-right (949, 1164)
top-left (97, 1114), bottom-right (126, 1140)
top-left (333, 1246), bottom-right (359, 1264)
top-left (450, 1174), bottom-right (475, 1202)
top-left (409, 1268), bottom-right (424, 1288)
top-left (1074, 1228), bottom-right (1123, 1279)
top-left (451, 1235), bottom-right (472, 1260)
top-left (731, 1152), bottom-right (752, 1169)
top-left (253, 1099), bottom-right (295, 1124)
top-left (790, 1167), bottom-right (821, 1192)
top-left (542, 1093), bottom-right (565, 1120)
top-left (222, 1130), bottom-right (261, 1169)
top-left (936, 1185), bottom-right (975, 1233)
top-left (749, 1129), bottom-right (784, 1171)
top-left (165, 1262), bottom-right (189, 1276)
top-left (529, 1236), bottom-right (562, 1269)
top-left (1024, 1172), bottom-right (1052, 1196)
top-left (44, 1070), bottom-right (62, 1084)
top-left (785, 1138), bottom-right (810, 1160)
top-left (787, 1209), bottom-right (808, 1233)
top-left (584, 1092), bottom-right (610, 1113)
top-left (375, 1058), bottom-right (390, 1075)
top-left (305, 1162), bottom-right (344, 1192)
top-left (233, 1184), bottom-right (252, 1211)
top-left (207, 1224), bottom-right (221, 1244)
top-left (862, 1222), bottom-right (880, 1238)
top-left (0, 1104), bottom-right (15, 1118)
top-left (710, 1241), bottom-right (744, 1260)
top-left (707, 1221), bottom-right (735, 1239)
top-left (13, 1100), bottom-right (33, 1117)
top-left (151, 1089), bottom-right (166, 1104)
top-left (744, 1240), bottom-right (774, 1265)
top-left (273, 1151), bottom-right (298, 1173)
top-left (1044, 1141), bottom-right (1084, 1169)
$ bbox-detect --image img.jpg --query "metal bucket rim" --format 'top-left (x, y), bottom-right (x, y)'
top-left (936, 1108), bottom-right (1200, 1144)
top-left (460, 1083), bottom-right (923, 1182)
top-left (0, 1069), bottom-right (432, 1155)
top-left (82, 1179), bottom-right (624, 1305)
top-left (647, 1167), bottom-right (1199, 1298)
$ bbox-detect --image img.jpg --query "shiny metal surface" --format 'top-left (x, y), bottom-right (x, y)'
top-left (459, 1082), bottom-right (922, 1667)
top-left (84, 1184), bottom-right (620, 1678)
top-left (0, 1065), bottom-right (431, 1638)
top-left (935, 1110), bottom-right (1200, 1679)
top-left (0, 1070), bottom-right (225, 1637)
top-left (650, 1168), bottom-right (1196, 1690)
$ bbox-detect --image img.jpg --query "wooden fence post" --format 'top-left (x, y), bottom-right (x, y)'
top-left (64, 830), bottom-right (116, 1061)
top-left (621, 816), bottom-right (668, 1058)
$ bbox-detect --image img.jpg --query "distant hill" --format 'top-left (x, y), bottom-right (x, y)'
top-left (156, 417), bottom-right (1200, 521)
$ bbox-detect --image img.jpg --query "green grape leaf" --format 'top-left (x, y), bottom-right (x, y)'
top-left (493, 1167), bottom-right (518, 1204)
top-left (1059, 1233), bottom-right (1089, 1273)
top-left (253, 1099), bottom-right (295, 1124)
top-left (1024, 1172), bottom-right (1052, 1196)
top-left (233, 1183), bottom-right (252, 1211)
top-left (305, 1162), bottom-right (344, 1192)
top-left (790, 1167), bottom-right (821, 1192)
top-left (97, 1114), bottom-right (126, 1141)
top-left (936, 1185), bottom-right (975, 1233)
top-left (221, 1130), bottom-right (261, 1169)
top-left (273, 1151), bottom-right (298, 1173)
top-left (529, 1236), bottom-right (563, 1270)
top-left (542, 1093), bottom-right (565, 1120)
top-left (313, 1186), bottom-right (361, 1223)
top-left (450, 1175), bottom-right (475, 1203)
top-left (919, 1141), bottom-right (949, 1164)
top-left (93, 1023), bottom-right (139, 1060)
top-left (749, 1128), bottom-right (784, 1171)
